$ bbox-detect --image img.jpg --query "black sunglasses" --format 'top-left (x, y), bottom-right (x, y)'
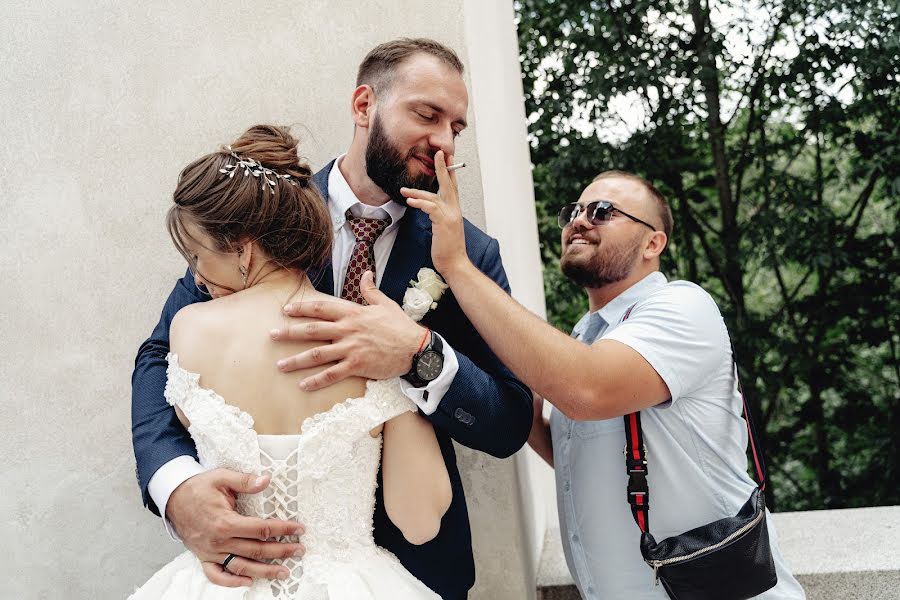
top-left (558, 200), bottom-right (657, 232)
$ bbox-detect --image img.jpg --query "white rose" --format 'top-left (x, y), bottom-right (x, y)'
top-left (414, 268), bottom-right (449, 301)
top-left (402, 286), bottom-right (433, 322)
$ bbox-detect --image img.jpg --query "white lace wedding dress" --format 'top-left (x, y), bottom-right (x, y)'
top-left (129, 354), bottom-right (440, 600)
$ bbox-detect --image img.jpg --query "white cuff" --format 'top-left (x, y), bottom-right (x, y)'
top-left (399, 333), bottom-right (459, 415)
top-left (148, 455), bottom-right (207, 541)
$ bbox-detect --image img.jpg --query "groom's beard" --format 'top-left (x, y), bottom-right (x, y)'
top-left (365, 114), bottom-right (438, 206)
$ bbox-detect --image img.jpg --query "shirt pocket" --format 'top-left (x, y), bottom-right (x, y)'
top-left (573, 418), bottom-right (624, 438)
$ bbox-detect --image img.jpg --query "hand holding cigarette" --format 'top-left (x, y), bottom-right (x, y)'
top-left (400, 151), bottom-right (470, 275)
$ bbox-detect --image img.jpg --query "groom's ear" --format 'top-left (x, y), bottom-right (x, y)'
top-left (351, 84), bottom-right (374, 128)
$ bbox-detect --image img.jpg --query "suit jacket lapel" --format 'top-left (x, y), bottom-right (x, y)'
top-left (310, 160), bottom-right (337, 295)
top-left (381, 209), bottom-right (430, 304)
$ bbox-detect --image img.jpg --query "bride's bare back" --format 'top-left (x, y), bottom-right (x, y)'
top-left (169, 282), bottom-right (367, 435)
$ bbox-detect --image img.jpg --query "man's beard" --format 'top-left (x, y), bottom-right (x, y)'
top-left (365, 114), bottom-right (438, 206)
top-left (560, 233), bottom-right (644, 289)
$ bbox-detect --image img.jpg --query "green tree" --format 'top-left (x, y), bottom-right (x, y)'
top-left (515, 0), bottom-right (899, 510)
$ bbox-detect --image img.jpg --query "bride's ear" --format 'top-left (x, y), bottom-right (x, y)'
top-left (236, 238), bottom-right (253, 273)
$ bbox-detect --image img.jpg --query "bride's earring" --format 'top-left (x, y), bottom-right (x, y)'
top-left (237, 246), bottom-right (249, 289)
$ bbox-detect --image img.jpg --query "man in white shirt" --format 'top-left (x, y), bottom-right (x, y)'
top-left (132, 38), bottom-right (532, 599)
top-left (402, 164), bottom-right (806, 598)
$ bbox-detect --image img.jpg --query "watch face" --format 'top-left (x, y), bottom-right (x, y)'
top-left (416, 350), bottom-right (444, 381)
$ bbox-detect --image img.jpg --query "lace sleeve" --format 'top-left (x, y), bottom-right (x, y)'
top-left (360, 378), bottom-right (418, 429)
top-left (164, 353), bottom-right (195, 409)
top-left (162, 353), bottom-right (259, 474)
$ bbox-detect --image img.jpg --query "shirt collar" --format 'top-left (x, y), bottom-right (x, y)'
top-left (572, 273), bottom-right (667, 342)
top-left (327, 154), bottom-right (406, 231)
top-left (596, 271), bottom-right (668, 326)
top-left (571, 311), bottom-right (604, 343)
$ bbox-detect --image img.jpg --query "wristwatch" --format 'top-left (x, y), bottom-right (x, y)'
top-left (402, 331), bottom-right (444, 387)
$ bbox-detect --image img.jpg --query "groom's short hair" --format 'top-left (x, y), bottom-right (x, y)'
top-left (357, 38), bottom-right (464, 97)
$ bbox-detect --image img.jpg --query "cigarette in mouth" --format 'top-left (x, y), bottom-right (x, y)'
top-left (446, 162), bottom-right (466, 172)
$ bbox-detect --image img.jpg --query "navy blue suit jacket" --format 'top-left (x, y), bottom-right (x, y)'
top-left (131, 160), bottom-right (533, 599)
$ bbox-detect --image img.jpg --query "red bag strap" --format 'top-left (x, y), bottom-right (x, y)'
top-left (620, 304), bottom-right (767, 535)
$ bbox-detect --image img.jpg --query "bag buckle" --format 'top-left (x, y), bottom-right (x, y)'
top-left (627, 470), bottom-right (649, 506)
top-left (624, 444), bottom-right (649, 507)
top-left (623, 444), bottom-right (647, 473)
top-left (626, 456), bottom-right (647, 473)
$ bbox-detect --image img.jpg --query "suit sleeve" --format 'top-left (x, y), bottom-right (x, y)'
top-left (424, 237), bottom-right (533, 458)
top-left (131, 269), bottom-right (205, 515)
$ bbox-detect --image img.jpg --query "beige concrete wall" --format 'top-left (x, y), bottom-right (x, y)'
top-left (0, 1), bottom-right (540, 598)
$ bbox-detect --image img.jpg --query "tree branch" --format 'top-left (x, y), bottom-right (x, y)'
top-left (772, 255), bottom-right (805, 340)
top-left (683, 201), bottom-right (728, 285)
top-left (723, 4), bottom-right (788, 129)
top-left (842, 169), bottom-right (881, 244)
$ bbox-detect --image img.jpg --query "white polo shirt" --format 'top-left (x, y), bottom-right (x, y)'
top-left (550, 272), bottom-right (805, 599)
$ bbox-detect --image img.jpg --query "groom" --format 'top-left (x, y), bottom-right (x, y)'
top-left (131, 38), bottom-right (533, 599)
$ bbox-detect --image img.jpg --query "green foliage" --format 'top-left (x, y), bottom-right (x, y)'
top-left (515, 0), bottom-right (899, 510)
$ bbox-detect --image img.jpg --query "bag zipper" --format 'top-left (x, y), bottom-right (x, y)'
top-left (647, 507), bottom-right (765, 584)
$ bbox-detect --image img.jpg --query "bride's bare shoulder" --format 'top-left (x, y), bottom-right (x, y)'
top-left (169, 300), bottom-right (230, 364)
top-left (302, 288), bottom-right (347, 304)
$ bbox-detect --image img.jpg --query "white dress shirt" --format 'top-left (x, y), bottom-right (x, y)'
top-left (148, 155), bottom-right (459, 538)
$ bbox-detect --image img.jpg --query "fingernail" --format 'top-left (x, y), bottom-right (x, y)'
top-left (299, 380), bottom-right (309, 391)
top-left (277, 360), bottom-right (287, 369)
top-left (278, 570), bottom-right (290, 580)
top-left (293, 547), bottom-right (305, 557)
top-left (270, 329), bottom-right (279, 339)
top-left (254, 476), bottom-right (267, 486)
top-left (283, 304), bottom-right (292, 312)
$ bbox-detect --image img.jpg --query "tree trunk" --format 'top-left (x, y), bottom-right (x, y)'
top-left (689, 0), bottom-right (746, 325)
top-left (689, 0), bottom-right (770, 504)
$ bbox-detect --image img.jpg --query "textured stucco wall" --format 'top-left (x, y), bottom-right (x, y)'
top-left (0, 1), bottom-right (539, 598)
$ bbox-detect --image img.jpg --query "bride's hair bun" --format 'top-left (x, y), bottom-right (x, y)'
top-left (167, 124), bottom-right (331, 291)
top-left (228, 124), bottom-right (313, 182)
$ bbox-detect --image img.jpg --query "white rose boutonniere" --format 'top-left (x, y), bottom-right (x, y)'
top-left (414, 268), bottom-right (450, 302)
top-left (402, 287), bottom-right (433, 321)
top-left (402, 268), bottom-right (450, 322)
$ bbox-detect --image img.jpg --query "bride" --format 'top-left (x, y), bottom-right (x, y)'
top-left (129, 125), bottom-right (450, 599)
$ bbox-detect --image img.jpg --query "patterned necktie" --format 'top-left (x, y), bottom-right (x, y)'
top-left (342, 211), bottom-right (391, 304)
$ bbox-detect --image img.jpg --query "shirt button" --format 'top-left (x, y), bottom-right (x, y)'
top-left (572, 534), bottom-right (579, 542)
top-left (563, 481), bottom-right (570, 491)
top-left (588, 586), bottom-right (595, 594)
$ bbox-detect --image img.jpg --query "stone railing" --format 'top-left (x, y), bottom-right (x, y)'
top-left (536, 505), bottom-right (900, 599)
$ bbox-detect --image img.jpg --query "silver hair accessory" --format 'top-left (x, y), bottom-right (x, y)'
top-left (219, 146), bottom-right (298, 194)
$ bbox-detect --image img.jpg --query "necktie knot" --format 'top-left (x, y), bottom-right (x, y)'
top-left (347, 212), bottom-right (390, 244)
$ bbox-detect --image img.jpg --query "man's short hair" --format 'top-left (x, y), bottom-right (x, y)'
top-left (592, 170), bottom-right (674, 242)
top-left (357, 38), bottom-right (464, 96)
